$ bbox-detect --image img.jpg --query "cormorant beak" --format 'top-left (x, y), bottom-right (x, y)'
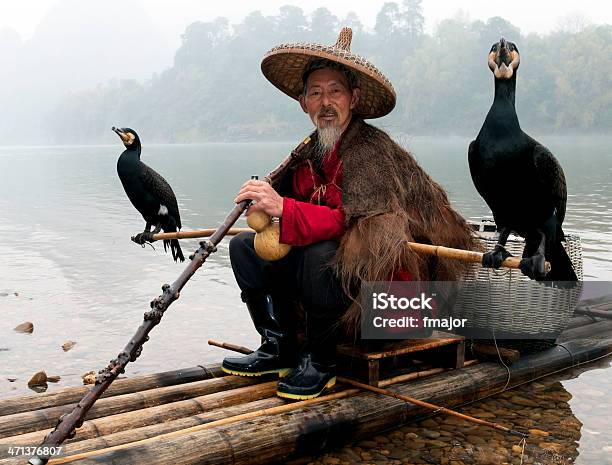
top-left (112, 126), bottom-right (135, 146)
top-left (488, 38), bottom-right (520, 80)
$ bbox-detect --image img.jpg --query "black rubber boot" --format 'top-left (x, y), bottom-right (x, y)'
top-left (276, 352), bottom-right (336, 400)
top-left (222, 291), bottom-right (293, 377)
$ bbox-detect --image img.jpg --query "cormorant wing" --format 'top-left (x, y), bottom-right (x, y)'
top-left (531, 140), bottom-right (567, 225)
top-left (468, 139), bottom-right (487, 200)
top-left (139, 164), bottom-right (182, 229)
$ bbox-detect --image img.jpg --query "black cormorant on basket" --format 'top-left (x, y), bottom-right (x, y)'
top-left (468, 38), bottom-right (577, 282)
top-left (113, 127), bottom-right (184, 262)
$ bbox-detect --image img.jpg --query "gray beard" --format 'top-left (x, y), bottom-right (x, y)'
top-left (314, 125), bottom-right (342, 162)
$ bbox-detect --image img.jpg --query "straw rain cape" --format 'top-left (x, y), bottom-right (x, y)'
top-left (273, 117), bottom-right (480, 328)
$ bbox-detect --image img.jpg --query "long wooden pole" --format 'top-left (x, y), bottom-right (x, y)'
top-left (207, 340), bottom-right (527, 438)
top-left (28, 137), bottom-right (312, 465)
top-left (406, 241), bottom-right (535, 270)
top-left (0, 364), bottom-right (225, 417)
top-left (147, 229), bottom-right (544, 271)
top-left (45, 390), bottom-right (359, 465)
top-left (147, 228), bottom-right (253, 242)
top-left (337, 377), bottom-right (526, 437)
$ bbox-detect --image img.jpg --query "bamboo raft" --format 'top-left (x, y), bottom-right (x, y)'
top-left (0, 296), bottom-right (611, 465)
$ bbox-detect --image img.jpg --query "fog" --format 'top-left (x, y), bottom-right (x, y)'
top-left (0, 0), bottom-right (610, 144)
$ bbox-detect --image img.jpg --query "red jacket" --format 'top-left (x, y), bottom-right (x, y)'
top-left (279, 140), bottom-right (345, 246)
top-left (278, 139), bottom-right (412, 282)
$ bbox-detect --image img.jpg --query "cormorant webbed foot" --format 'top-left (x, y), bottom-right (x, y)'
top-left (132, 231), bottom-right (155, 245)
top-left (519, 253), bottom-right (547, 280)
top-left (482, 244), bottom-right (512, 268)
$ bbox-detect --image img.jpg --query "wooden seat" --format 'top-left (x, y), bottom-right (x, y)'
top-left (337, 331), bottom-right (465, 386)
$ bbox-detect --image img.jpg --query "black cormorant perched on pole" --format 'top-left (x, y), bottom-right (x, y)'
top-left (468, 38), bottom-right (577, 282)
top-left (113, 127), bottom-right (185, 262)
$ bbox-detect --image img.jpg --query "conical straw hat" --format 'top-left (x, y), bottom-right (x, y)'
top-left (261, 27), bottom-right (396, 119)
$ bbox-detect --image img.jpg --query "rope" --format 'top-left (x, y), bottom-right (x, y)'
top-left (486, 266), bottom-right (513, 393)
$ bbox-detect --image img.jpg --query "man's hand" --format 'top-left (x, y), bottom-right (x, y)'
top-left (235, 180), bottom-right (284, 217)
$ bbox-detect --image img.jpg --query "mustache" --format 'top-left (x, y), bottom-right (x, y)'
top-left (317, 106), bottom-right (338, 118)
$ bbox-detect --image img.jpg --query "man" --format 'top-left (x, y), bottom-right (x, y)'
top-left (222, 28), bottom-right (476, 400)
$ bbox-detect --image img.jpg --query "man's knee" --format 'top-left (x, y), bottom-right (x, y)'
top-left (301, 240), bottom-right (339, 269)
top-left (229, 232), bottom-right (255, 263)
top-left (299, 240), bottom-right (347, 309)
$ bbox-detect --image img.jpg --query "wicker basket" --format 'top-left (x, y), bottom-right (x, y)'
top-left (451, 221), bottom-right (583, 342)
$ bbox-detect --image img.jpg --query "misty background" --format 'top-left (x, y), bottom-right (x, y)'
top-left (0, 0), bottom-right (610, 145)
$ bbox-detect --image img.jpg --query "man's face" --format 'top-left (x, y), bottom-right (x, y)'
top-left (299, 67), bottom-right (360, 132)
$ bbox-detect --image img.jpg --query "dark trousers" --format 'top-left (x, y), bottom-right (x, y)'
top-left (229, 232), bottom-right (351, 363)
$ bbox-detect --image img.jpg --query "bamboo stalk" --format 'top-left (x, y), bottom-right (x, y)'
top-left (8, 337), bottom-right (607, 465)
top-left (377, 359), bottom-right (478, 386)
top-left (14, 349), bottom-right (473, 463)
top-left (0, 376), bottom-right (257, 439)
top-left (148, 230), bottom-right (546, 270)
top-left (557, 320), bottom-right (612, 343)
top-left (35, 339), bottom-right (612, 465)
top-left (2, 360), bottom-right (466, 460)
top-left (208, 339), bottom-right (526, 438)
top-left (208, 340), bottom-right (252, 355)
top-left (337, 376), bottom-right (526, 437)
top-left (0, 381), bottom-right (278, 453)
top-left (151, 228), bottom-right (253, 241)
top-left (574, 307), bottom-right (612, 320)
top-left (45, 389), bottom-right (361, 464)
top-left (0, 364), bottom-right (224, 418)
top-left (566, 315), bottom-right (601, 330)
top-left (407, 241), bottom-right (551, 271)
top-left (41, 398), bottom-right (284, 459)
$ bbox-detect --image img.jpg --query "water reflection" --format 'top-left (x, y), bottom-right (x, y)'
top-left (307, 357), bottom-right (611, 465)
top-left (0, 137), bottom-right (610, 402)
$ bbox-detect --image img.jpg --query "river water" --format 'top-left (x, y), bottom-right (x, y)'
top-left (0, 136), bottom-right (610, 462)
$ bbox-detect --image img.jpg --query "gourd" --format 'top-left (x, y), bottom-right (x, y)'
top-left (246, 210), bottom-right (292, 261)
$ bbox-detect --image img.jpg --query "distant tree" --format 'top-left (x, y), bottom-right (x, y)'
top-left (401, 17), bottom-right (487, 134)
top-left (402, 0), bottom-right (424, 41)
top-left (475, 16), bottom-right (521, 47)
top-left (309, 8), bottom-right (339, 43)
top-left (41, 8), bottom-right (612, 143)
top-left (174, 17), bottom-right (229, 69)
top-left (342, 11), bottom-right (364, 35)
top-left (375, 2), bottom-right (402, 37)
top-left (554, 25), bottom-right (612, 131)
top-left (277, 5), bottom-right (308, 40)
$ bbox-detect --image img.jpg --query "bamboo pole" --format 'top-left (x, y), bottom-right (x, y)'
top-left (378, 359), bottom-right (478, 386)
top-left (337, 377), bottom-right (526, 437)
top-left (0, 380), bottom-right (278, 453)
top-left (207, 340), bottom-right (526, 438)
top-left (35, 339), bottom-right (612, 465)
top-left (406, 241), bottom-right (543, 271)
top-left (36, 398), bottom-right (285, 460)
top-left (557, 320), bottom-right (612, 343)
top-left (0, 376), bottom-right (257, 439)
top-left (149, 228), bottom-right (253, 242)
top-left (0, 364), bottom-right (224, 418)
top-left (4, 351), bottom-right (475, 462)
top-left (148, 230), bottom-right (546, 271)
top-left (2, 359), bottom-right (463, 460)
top-left (44, 389), bottom-right (361, 464)
top-left (566, 315), bottom-right (601, 330)
top-left (574, 307), bottom-right (612, 320)
top-left (5, 337), bottom-right (607, 465)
